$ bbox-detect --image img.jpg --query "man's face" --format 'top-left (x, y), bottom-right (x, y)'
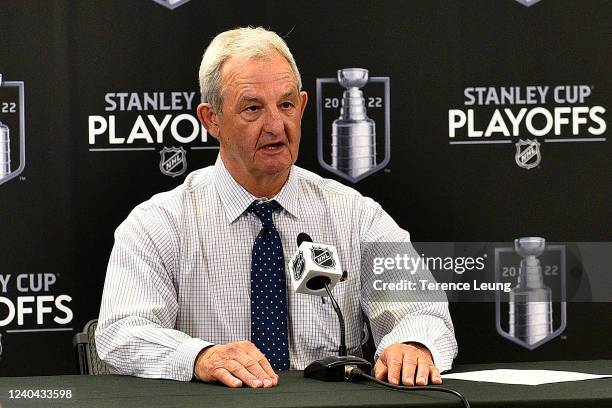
top-left (199, 52), bottom-right (308, 183)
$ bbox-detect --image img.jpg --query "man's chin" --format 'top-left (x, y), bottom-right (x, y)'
top-left (256, 151), bottom-right (294, 172)
top-left (257, 161), bottom-right (294, 179)
top-left (262, 164), bottom-right (292, 177)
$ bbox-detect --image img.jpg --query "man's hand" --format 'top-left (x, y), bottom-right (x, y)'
top-left (194, 341), bottom-right (279, 388)
top-left (374, 342), bottom-right (442, 386)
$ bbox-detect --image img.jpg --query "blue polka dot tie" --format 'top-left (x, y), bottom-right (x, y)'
top-left (248, 200), bottom-right (290, 370)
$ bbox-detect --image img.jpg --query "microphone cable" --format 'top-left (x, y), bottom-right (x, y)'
top-left (346, 367), bottom-right (470, 408)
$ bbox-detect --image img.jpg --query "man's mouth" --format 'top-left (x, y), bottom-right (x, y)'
top-left (261, 142), bottom-right (285, 151)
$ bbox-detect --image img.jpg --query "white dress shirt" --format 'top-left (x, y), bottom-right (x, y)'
top-left (96, 156), bottom-right (457, 381)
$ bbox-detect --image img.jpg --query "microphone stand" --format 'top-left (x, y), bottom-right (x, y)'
top-left (303, 283), bottom-right (371, 381)
top-left (324, 282), bottom-right (347, 356)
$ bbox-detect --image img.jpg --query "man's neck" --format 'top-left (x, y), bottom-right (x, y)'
top-left (221, 157), bottom-right (289, 198)
top-left (241, 172), bottom-right (288, 198)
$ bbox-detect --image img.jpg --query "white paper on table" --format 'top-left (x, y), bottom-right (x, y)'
top-left (441, 369), bottom-right (612, 385)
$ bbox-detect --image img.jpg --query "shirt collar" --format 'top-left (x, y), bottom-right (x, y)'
top-left (273, 165), bottom-right (300, 219)
top-left (213, 155), bottom-right (301, 223)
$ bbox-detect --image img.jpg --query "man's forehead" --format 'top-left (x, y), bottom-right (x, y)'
top-left (221, 53), bottom-right (297, 87)
top-left (239, 88), bottom-right (296, 103)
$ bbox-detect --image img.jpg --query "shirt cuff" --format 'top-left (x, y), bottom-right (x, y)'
top-left (171, 338), bottom-right (214, 381)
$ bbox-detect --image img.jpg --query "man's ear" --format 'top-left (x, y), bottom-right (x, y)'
top-left (197, 103), bottom-right (220, 139)
top-left (299, 91), bottom-right (308, 118)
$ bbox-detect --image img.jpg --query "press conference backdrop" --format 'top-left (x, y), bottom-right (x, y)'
top-left (0, 0), bottom-right (610, 376)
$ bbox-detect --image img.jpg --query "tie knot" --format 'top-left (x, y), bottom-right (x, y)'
top-left (249, 200), bottom-right (281, 227)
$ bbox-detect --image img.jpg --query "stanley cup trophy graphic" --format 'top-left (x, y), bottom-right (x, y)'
top-left (0, 73), bottom-right (26, 186)
top-left (495, 237), bottom-right (567, 349)
top-left (331, 69), bottom-right (376, 179)
top-left (151, 0), bottom-right (192, 10)
top-left (495, 237), bottom-right (567, 350)
top-left (316, 68), bottom-right (390, 183)
top-left (509, 237), bottom-right (553, 346)
top-left (0, 120), bottom-right (10, 179)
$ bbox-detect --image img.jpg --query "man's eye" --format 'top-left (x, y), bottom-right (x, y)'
top-left (244, 106), bottom-right (259, 112)
top-left (281, 102), bottom-right (294, 109)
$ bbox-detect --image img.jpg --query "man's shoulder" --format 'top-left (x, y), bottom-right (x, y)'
top-left (293, 165), bottom-right (366, 200)
top-left (125, 165), bottom-right (216, 224)
top-left (292, 166), bottom-right (396, 238)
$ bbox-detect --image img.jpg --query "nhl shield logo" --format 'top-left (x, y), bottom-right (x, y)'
top-left (515, 139), bottom-right (541, 170)
top-left (0, 74), bottom-right (26, 187)
top-left (293, 251), bottom-right (305, 280)
top-left (159, 147), bottom-right (187, 177)
top-left (151, 0), bottom-right (192, 10)
top-left (311, 246), bottom-right (335, 269)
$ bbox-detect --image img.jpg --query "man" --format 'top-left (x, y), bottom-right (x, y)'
top-left (96, 27), bottom-right (457, 389)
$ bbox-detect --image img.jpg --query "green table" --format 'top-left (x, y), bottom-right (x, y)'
top-left (0, 360), bottom-right (610, 407)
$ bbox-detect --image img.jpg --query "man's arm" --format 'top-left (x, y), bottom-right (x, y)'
top-left (96, 205), bottom-right (278, 386)
top-left (95, 207), bottom-right (210, 381)
top-left (358, 199), bottom-right (458, 385)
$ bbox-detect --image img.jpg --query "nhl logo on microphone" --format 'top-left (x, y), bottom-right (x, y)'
top-left (293, 251), bottom-right (305, 280)
top-left (311, 246), bottom-right (336, 268)
top-left (289, 241), bottom-right (343, 296)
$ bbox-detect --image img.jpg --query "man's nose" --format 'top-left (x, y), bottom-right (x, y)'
top-left (262, 106), bottom-right (284, 135)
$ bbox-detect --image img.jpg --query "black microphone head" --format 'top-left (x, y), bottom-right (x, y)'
top-left (297, 232), bottom-right (313, 247)
top-left (306, 276), bottom-right (331, 291)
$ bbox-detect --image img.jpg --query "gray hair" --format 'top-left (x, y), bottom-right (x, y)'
top-left (198, 27), bottom-right (302, 112)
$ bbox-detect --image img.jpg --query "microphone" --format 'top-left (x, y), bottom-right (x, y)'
top-left (297, 232), bottom-right (311, 247)
top-left (288, 233), bottom-right (371, 381)
top-left (288, 233), bottom-right (343, 296)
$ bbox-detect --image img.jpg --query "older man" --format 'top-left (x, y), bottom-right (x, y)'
top-left (96, 27), bottom-right (457, 389)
